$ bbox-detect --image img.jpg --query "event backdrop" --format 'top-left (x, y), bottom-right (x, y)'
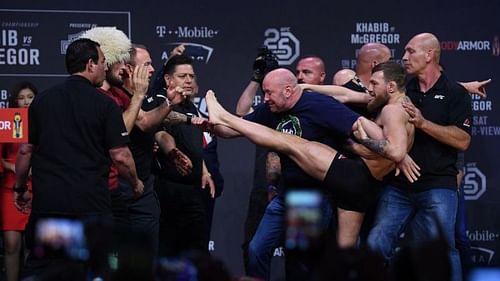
top-left (1, 0), bottom-right (499, 276)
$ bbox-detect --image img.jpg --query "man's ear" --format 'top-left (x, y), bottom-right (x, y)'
top-left (284, 85), bottom-right (293, 98)
top-left (387, 81), bottom-right (396, 94)
top-left (86, 59), bottom-right (95, 73)
top-left (320, 72), bottom-right (326, 84)
top-left (125, 63), bottom-right (134, 74)
top-left (425, 48), bottom-right (434, 63)
top-left (164, 74), bottom-right (172, 87)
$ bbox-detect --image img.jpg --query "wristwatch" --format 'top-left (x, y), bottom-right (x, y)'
top-left (186, 113), bottom-right (193, 125)
top-left (13, 183), bottom-right (28, 193)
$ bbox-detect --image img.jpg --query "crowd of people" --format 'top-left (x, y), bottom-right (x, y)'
top-left (0, 26), bottom-right (491, 281)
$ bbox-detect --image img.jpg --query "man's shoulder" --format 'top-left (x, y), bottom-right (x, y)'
top-left (437, 73), bottom-right (468, 95)
top-left (173, 100), bottom-right (197, 115)
top-left (405, 75), bottom-right (419, 89)
top-left (299, 91), bottom-right (339, 107)
top-left (302, 91), bottom-right (331, 100)
top-left (380, 103), bottom-right (406, 119)
top-left (244, 102), bottom-right (274, 124)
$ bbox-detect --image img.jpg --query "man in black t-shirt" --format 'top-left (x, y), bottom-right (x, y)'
top-left (14, 38), bottom-right (141, 279)
top-left (154, 55), bottom-right (215, 257)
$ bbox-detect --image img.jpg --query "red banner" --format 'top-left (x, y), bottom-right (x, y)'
top-left (0, 108), bottom-right (28, 143)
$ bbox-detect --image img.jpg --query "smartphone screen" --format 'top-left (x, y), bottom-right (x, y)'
top-left (34, 217), bottom-right (89, 261)
top-left (285, 190), bottom-right (323, 252)
top-left (155, 257), bottom-right (198, 281)
top-left (469, 268), bottom-right (500, 281)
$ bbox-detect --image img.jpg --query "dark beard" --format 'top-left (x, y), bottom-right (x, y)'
top-left (367, 98), bottom-right (385, 113)
top-left (106, 72), bottom-right (124, 87)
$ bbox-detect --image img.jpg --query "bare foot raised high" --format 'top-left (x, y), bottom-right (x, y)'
top-left (205, 90), bottom-right (234, 128)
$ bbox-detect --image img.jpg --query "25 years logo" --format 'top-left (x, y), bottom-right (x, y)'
top-left (263, 27), bottom-right (300, 65)
top-left (463, 163), bottom-right (487, 200)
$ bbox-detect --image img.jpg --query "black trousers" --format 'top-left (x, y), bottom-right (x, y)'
top-left (118, 175), bottom-right (160, 256)
top-left (155, 176), bottom-right (209, 257)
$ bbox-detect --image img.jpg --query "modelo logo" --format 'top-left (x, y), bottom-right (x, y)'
top-left (60, 31), bottom-right (85, 55)
top-left (263, 27), bottom-right (300, 66)
top-left (463, 163), bottom-right (487, 200)
top-left (470, 246), bottom-right (495, 265)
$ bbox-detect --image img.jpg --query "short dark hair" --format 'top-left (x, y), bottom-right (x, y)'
top-left (163, 54), bottom-right (193, 75)
top-left (9, 81), bottom-right (38, 108)
top-left (372, 61), bottom-right (406, 92)
top-left (65, 38), bottom-right (100, 74)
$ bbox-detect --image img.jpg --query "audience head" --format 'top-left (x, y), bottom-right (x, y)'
top-left (295, 56), bottom-right (326, 85)
top-left (403, 33), bottom-right (441, 75)
top-left (65, 38), bottom-right (107, 87)
top-left (9, 81), bottom-right (37, 108)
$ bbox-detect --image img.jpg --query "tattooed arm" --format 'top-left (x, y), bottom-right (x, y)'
top-left (266, 152), bottom-right (281, 185)
top-left (266, 152), bottom-right (281, 202)
top-left (163, 110), bottom-right (189, 125)
top-left (354, 104), bottom-right (409, 163)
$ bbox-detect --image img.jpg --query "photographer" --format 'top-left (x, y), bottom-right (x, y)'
top-left (236, 46), bottom-right (279, 116)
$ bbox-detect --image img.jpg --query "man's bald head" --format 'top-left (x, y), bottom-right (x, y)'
top-left (410, 33), bottom-right (441, 62)
top-left (358, 43), bottom-right (392, 66)
top-left (332, 68), bottom-right (356, 86)
top-left (402, 33), bottom-right (442, 75)
top-left (264, 68), bottom-right (298, 89)
top-left (262, 68), bottom-right (301, 112)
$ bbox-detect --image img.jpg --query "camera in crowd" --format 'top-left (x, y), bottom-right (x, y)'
top-left (252, 46), bottom-right (279, 84)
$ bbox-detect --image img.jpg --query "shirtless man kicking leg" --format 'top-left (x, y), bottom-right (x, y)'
top-left (207, 62), bottom-right (418, 248)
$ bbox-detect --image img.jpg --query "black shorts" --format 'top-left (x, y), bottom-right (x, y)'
top-left (323, 153), bottom-right (382, 212)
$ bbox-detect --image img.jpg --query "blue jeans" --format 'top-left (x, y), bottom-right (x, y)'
top-left (367, 185), bottom-right (462, 281)
top-left (247, 193), bottom-right (332, 280)
top-left (455, 183), bottom-right (472, 277)
top-left (247, 195), bottom-right (286, 280)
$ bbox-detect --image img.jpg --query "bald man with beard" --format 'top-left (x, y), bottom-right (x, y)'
top-left (367, 33), bottom-right (472, 281)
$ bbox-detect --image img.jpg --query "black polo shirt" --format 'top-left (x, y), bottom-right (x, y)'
top-left (29, 75), bottom-right (129, 215)
top-left (386, 73), bottom-right (472, 191)
top-left (342, 77), bottom-right (372, 118)
top-left (120, 88), bottom-right (159, 183)
top-left (156, 100), bottom-right (203, 186)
